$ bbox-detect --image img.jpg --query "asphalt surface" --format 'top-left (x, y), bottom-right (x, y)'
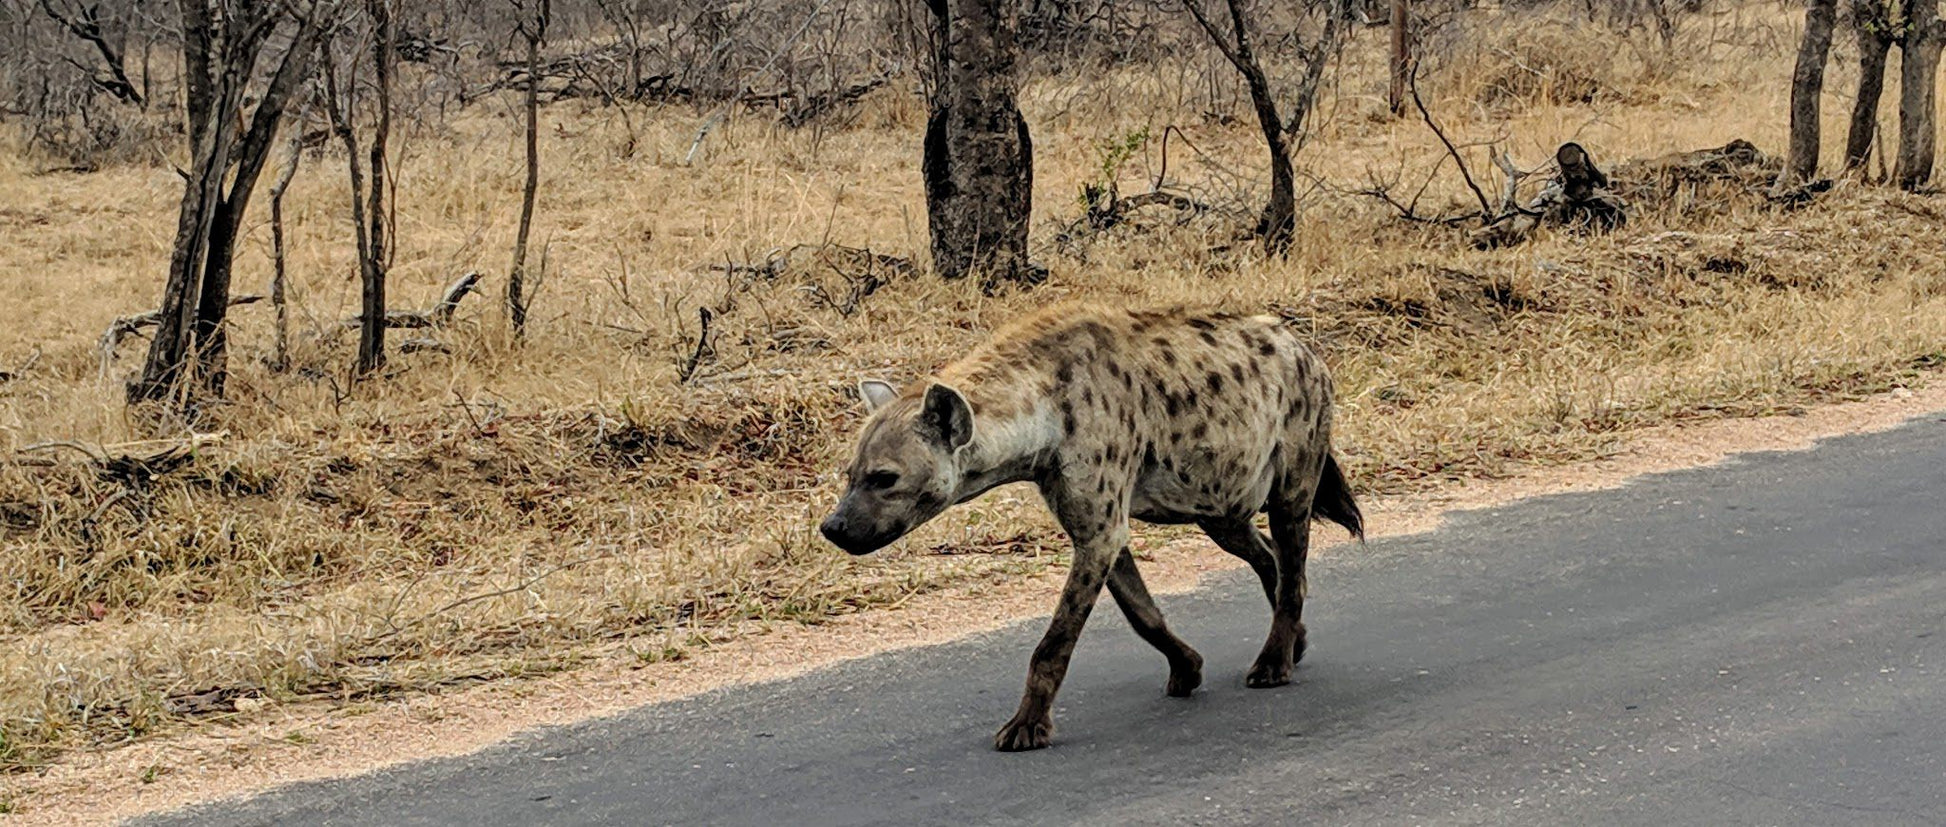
top-left (142, 415), bottom-right (1946, 827)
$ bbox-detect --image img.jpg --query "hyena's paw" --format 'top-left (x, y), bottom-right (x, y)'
top-left (993, 712), bottom-right (1054, 752)
top-left (1245, 656), bottom-right (1293, 688)
top-left (1166, 649), bottom-right (1204, 697)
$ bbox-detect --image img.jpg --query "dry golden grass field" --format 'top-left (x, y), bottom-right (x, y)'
top-left (3, 0), bottom-right (1945, 811)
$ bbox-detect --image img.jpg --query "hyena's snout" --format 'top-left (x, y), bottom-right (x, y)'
top-left (818, 503), bottom-right (893, 556)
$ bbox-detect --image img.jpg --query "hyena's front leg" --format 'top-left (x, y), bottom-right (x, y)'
top-left (995, 476), bottom-right (1128, 752)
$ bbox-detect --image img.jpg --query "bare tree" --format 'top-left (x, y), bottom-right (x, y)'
top-left (509, 0), bottom-right (550, 338)
top-left (1844, 0), bottom-right (1896, 174)
top-left (127, 0), bottom-right (326, 408)
top-left (1179, 0), bottom-right (1347, 253)
top-left (1775, 0), bottom-right (1836, 193)
top-left (922, 0), bottom-right (1038, 289)
top-left (1895, 0), bottom-right (1945, 189)
top-left (324, 0), bottom-right (397, 376)
top-left (34, 0), bottom-right (143, 106)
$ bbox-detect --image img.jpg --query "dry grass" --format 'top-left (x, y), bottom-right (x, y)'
top-left (2, 0), bottom-right (1943, 788)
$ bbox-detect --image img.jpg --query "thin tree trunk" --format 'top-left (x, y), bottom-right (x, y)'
top-left (1895, 0), bottom-right (1944, 190)
top-left (923, 0), bottom-right (1034, 288)
top-left (268, 128), bottom-right (302, 371)
top-left (1845, 0), bottom-right (1894, 174)
top-left (359, 0), bottom-right (395, 374)
top-left (1387, 0), bottom-right (1408, 116)
top-left (1776, 0), bottom-right (1837, 192)
top-left (509, 0), bottom-right (549, 338)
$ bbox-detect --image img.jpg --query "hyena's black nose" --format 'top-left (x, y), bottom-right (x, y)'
top-left (819, 514), bottom-right (847, 547)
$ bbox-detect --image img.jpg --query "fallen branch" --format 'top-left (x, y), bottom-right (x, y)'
top-left (340, 271), bottom-right (483, 331)
top-left (101, 295), bottom-right (264, 370)
top-left (0, 347), bottom-right (41, 384)
top-left (1491, 148), bottom-right (1534, 215)
top-left (778, 73), bottom-right (892, 128)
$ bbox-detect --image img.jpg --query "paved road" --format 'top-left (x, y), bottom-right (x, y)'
top-left (143, 416), bottom-right (1946, 827)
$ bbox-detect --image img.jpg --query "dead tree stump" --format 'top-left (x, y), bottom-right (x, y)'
top-left (1471, 142), bottom-right (1627, 250)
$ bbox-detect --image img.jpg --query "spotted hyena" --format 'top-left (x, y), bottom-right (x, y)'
top-left (819, 304), bottom-right (1363, 751)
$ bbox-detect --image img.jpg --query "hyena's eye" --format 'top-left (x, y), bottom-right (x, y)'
top-left (863, 471), bottom-right (901, 491)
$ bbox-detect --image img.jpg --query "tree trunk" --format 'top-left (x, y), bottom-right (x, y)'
top-left (1895, 0), bottom-right (1945, 190)
top-left (1776, 0), bottom-right (1837, 192)
top-left (268, 127), bottom-right (303, 372)
top-left (1387, 0), bottom-right (1408, 116)
top-left (359, 0), bottom-right (395, 374)
top-left (128, 2), bottom-right (317, 408)
top-left (923, 0), bottom-right (1036, 288)
top-left (130, 94), bottom-right (235, 405)
top-left (1845, 0), bottom-right (1894, 174)
top-left (509, 0), bottom-right (549, 338)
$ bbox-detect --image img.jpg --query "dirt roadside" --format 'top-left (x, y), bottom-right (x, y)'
top-left (7, 382), bottom-right (1946, 825)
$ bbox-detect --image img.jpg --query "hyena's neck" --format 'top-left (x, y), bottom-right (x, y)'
top-left (952, 399), bottom-right (1060, 505)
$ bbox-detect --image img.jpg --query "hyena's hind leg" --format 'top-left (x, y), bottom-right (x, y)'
top-left (1105, 549), bottom-right (1203, 697)
top-left (1248, 466), bottom-right (1323, 688)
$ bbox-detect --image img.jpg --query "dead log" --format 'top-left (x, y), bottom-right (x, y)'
top-left (1607, 138), bottom-right (1778, 202)
top-left (1470, 142), bottom-right (1626, 250)
top-left (431, 271), bottom-right (483, 325)
top-left (339, 271), bottom-right (481, 330)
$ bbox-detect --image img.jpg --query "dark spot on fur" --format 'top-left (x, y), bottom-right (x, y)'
top-left (1106, 444), bottom-right (1121, 463)
top-left (1075, 321), bottom-right (1112, 348)
top-left (1165, 393), bottom-right (1182, 417)
top-left (1192, 422), bottom-right (1208, 440)
top-left (1081, 386), bottom-right (1093, 405)
top-left (1183, 388), bottom-right (1200, 408)
top-left (1160, 348), bottom-right (1176, 366)
top-left (1057, 362), bottom-right (1073, 384)
top-left (1187, 318), bottom-right (1215, 331)
top-left (1207, 372), bottom-right (1224, 394)
top-left (1199, 330), bottom-right (1218, 346)
top-left (1061, 400), bottom-right (1076, 436)
top-left (1259, 342), bottom-right (1276, 356)
top-left (1231, 363), bottom-right (1245, 383)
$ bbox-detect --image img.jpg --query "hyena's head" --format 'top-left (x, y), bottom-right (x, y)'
top-left (819, 379), bottom-right (974, 555)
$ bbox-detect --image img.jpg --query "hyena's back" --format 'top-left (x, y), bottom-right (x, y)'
top-left (938, 306), bottom-right (1343, 527)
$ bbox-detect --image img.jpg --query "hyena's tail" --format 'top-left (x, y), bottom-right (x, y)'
top-left (1312, 453), bottom-right (1364, 540)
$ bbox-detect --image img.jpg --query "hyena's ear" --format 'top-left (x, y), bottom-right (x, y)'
top-left (919, 383), bottom-right (973, 451)
top-left (858, 380), bottom-right (899, 412)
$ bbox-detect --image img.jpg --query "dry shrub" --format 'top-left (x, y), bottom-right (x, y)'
top-left (1426, 5), bottom-right (1703, 111)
